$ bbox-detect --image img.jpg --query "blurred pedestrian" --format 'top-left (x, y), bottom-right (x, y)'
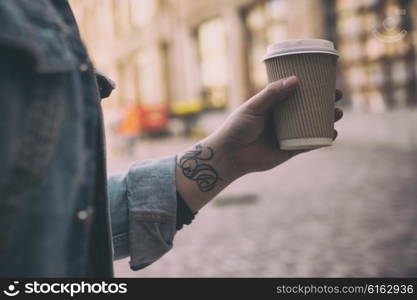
top-left (117, 105), bottom-right (141, 156)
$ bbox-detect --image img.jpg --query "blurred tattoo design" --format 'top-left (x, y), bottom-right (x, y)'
top-left (178, 144), bottom-right (221, 192)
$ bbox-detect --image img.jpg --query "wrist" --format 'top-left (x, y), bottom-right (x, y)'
top-left (175, 134), bottom-right (243, 212)
top-left (199, 134), bottom-right (244, 182)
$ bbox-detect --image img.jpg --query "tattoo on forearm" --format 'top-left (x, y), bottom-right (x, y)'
top-left (178, 144), bottom-right (220, 192)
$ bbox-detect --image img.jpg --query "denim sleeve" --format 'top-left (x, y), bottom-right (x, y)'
top-left (108, 155), bottom-right (178, 270)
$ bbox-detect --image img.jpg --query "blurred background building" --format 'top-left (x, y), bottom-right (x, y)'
top-left (69, 0), bottom-right (417, 277)
top-left (71, 0), bottom-right (417, 137)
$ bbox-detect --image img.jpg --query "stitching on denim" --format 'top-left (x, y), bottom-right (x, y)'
top-left (128, 211), bottom-right (176, 224)
top-left (113, 232), bottom-right (129, 245)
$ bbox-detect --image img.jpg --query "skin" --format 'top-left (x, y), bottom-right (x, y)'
top-left (176, 76), bottom-right (344, 212)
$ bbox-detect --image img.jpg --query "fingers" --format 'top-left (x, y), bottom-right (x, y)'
top-left (246, 81), bottom-right (341, 116)
top-left (335, 107), bottom-right (343, 122)
top-left (245, 76), bottom-right (298, 115)
top-left (336, 89), bottom-right (343, 102)
top-left (335, 90), bottom-right (344, 126)
top-left (288, 148), bottom-right (313, 157)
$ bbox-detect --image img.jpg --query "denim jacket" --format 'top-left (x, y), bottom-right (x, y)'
top-left (0, 0), bottom-right (177, 277)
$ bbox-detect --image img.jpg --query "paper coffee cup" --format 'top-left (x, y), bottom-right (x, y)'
top-left (263, 39), bottom-right (339, 150)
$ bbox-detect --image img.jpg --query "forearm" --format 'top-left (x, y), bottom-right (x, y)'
top-left (175, 135), bottom-right (241, 212)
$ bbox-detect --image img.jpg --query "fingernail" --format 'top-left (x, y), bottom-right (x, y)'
top-left (283, 76), bottom-right (298, 88)
top-left (335, 109), bottom-right (343, 118)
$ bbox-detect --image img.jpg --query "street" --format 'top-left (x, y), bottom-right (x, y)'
top-left (106, 109), bottom-right (417, 277)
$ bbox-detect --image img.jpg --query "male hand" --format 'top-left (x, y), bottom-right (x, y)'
top-left (214, 76), bottom-right (344, 175)
top-left (176, 76), bottom-right (344, 211)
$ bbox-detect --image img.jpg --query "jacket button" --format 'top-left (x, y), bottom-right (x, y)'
top-left (79, 64), bottom-right (89, 72)
top-left (77, 210), bottom-right (89, 221)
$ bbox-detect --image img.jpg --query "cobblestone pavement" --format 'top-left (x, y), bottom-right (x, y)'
top-left (105, 110), bottom-right (417, 277)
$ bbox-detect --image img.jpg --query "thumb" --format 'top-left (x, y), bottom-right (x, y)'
top-left (245, 76), bottom-right (298, 115)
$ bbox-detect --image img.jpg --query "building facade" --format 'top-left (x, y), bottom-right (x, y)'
top-left (70, 0), bottom-right (417, 115)
top-left (327, 0), bottom-right (416, 111)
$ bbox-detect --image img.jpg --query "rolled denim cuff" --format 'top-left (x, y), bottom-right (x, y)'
top-left (108, 155), bottom-right (178, 270)
top-left (126, 155), bottom-right (177, 270)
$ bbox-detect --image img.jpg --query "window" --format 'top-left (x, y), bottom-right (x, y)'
top-left (243, 0), bottom-right (288, 94)
top-left (112, 0), bottom-right (132, 36)
top-left (130, 0), bottom-right (156, 28)
top-left (196, 18), bottom-right (228, 109)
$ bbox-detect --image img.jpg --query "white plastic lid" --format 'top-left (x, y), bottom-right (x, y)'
top-left (263, 39), bottom-right (338, 61)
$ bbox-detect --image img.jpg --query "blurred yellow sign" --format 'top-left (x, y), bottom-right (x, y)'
top-left (170, 100), bottom-right (204, 116)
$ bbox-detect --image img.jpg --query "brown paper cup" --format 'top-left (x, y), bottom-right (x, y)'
top-left (263, 39), bottom-right (338, 150)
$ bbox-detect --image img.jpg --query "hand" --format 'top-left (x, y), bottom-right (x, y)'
top-left (212, 76), bottom-right (344, 176)
top-left (176, 76), bottom-right (344, 212)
